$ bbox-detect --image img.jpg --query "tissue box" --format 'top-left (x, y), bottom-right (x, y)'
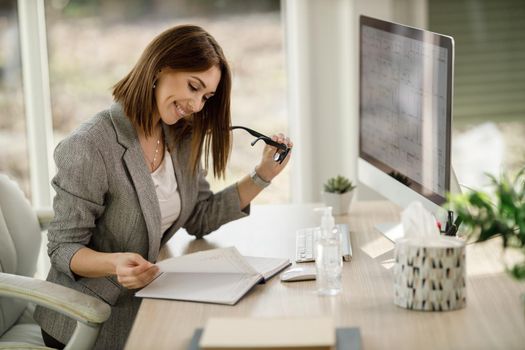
top-left (393, 237), bottom-right (466, 311)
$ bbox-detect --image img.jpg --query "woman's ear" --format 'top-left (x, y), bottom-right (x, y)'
top-left (153, 68), bottom-right (163, 89)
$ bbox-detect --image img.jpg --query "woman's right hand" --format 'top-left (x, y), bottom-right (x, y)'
top-left (114, 253), bottom-right (159, 289)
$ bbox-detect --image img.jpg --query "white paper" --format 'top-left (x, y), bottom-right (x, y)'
top-left (156, 246), bottom-right (258, 275)
top-left (136, 272), bottom-right (261, 305)
top-left (136, 247), bottom-right (289, 305)
top-left (243, 256), bottom-right (291, 280)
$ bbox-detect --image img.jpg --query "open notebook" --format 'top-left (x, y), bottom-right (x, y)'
top-left (135, 247), bottom-right (291, 305)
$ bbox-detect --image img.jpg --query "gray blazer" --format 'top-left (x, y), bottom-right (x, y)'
top-left (34, 103), bottom-right (249, 349)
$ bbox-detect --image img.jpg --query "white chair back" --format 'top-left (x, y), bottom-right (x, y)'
top-left (0, 174), bottom-right (41, 336)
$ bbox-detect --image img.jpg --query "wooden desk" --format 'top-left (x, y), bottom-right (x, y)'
top-left (125, 201), bottom-right (525, 349)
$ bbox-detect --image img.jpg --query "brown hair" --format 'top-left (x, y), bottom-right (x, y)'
top-left (113, 25), bottom-right (232, 178)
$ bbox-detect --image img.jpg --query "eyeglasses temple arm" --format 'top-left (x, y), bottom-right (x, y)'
top-left (231, 126), bottom-right (288, 151)
top-left (230, 126), bottom-right (264, 138)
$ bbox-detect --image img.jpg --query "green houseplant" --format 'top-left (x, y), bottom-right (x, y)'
top-left (322, 175), bottom-right (356, 215)
top-left (446, 168), bottom-right (525, 311)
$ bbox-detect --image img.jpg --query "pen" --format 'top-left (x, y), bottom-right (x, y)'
top-left (444, 210), bottom-right (453, 234)
top-left (445, 213), bottom-right (462, 236)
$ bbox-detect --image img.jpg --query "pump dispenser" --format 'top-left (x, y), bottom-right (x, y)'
top-left (314, 207), bottom-right (342, 296)
top-left (315, 207), bottom-right (335, 239)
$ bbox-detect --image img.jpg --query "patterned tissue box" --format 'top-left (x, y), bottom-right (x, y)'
top-left (393, 237), bottom-right (466, 311)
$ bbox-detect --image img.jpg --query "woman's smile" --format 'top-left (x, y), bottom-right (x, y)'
top-left (174, 101), bottom-right (191, 117)
top-left (155, 66), bottom-right (221, 124)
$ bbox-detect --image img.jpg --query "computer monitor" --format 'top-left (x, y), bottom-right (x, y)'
top-left (358, 15), bottom-right (458, 241)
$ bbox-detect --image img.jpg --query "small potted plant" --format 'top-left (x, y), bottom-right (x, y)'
top-left (322, 175), bottom-right (356, 215)
top-left (447, 167), bottom-right (525, 312)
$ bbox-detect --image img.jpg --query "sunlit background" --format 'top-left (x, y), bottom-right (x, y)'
top-left (1, 0), bottom-right (525, 204)
top-left (1, 0), bottom-right (288, 203)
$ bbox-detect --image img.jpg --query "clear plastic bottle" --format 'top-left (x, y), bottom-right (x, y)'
top-left (315, 207), bottom-right (342, 296)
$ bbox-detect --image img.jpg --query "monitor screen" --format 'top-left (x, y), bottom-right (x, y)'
top-left (359, 15), bottom-right (453, 205)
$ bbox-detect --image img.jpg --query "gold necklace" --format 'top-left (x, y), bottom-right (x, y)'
top-left (151, 138), bottom-right (161, 171)
top-left (148, 127), bottom-right (163, 171)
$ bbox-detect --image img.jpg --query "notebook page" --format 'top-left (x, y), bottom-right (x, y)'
top-left (243, 256), bottom-right (291, 280)
top-left (136, 272), bottom-right (261, 305)
top-left (156, 246), bottom-right (258, 275)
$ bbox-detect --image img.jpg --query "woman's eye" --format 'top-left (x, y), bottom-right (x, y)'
top-left (188, 83), bottom-right (198, 92)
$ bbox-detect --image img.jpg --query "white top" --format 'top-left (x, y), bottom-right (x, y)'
top-left (151, 148), bottom-right (181, 234)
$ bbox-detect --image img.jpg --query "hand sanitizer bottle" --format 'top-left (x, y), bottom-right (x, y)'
top-left (314, 207), bottom-right (342, 296)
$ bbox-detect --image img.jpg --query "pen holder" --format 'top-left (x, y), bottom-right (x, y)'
top-left (393, 237), bottom-right (466, 311)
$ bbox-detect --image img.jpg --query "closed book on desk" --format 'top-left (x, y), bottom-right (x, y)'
top-left (189, 326), bottom-right (361, 350)
top-left (199, 317), bottom-right (336, 350)
top-left (135, 247), bottom-right (290, 305)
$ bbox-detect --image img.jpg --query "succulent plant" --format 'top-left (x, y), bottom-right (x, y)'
top-left (323, 175), bottom-right (356, 194)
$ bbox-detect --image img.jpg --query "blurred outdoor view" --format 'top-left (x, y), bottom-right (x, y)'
top-left (1, 0), bottom-right (289, 203)
top-left (0, 1), bottom-right (29, 196)
top-left (45, 0), bottom-right (288, 203)
top-left (429, 0), bottom-right (525, 191)
top-left (2, 0), bottom-right (524, 205)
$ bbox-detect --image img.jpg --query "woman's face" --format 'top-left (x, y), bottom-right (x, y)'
top-left (154, 65), bottom-right (221, 125)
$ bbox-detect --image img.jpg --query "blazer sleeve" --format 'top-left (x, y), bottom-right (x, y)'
top-left (47, 132), bottom-right (108, 280)
top-left (183, 167), bottom-right (250, 238)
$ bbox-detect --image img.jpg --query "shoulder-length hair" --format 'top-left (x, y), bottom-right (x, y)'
top-left (113, 25), bottom-right (232, 179)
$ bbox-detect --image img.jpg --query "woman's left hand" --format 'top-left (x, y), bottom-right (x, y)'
top-left (255, 133), bottom-right (293, 182)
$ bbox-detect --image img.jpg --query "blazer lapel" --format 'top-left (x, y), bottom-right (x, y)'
top-left (109, 103), bottom-right (161, 262)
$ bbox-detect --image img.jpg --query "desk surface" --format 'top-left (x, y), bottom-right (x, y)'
top-left (125, 201), bottom-right (525, 350)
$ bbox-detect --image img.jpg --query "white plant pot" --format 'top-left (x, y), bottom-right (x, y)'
top-left (321, 191), bottom-right (354, 215)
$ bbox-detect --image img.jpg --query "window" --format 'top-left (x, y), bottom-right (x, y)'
top-left (45, 0), bottom-right (289, 203)
top-left (0, 0), bottom-right (31, 199)
top-left (429, 0), bottom-right (525, 190)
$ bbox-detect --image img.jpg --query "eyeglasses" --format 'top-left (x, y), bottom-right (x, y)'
top-left (231, 126), bottom-right (290, 164)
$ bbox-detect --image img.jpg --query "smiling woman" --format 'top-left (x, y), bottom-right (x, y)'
top-left (33, 24), bottom-right (292, 349)
top-left (113, 25), bottom-right (232, 178)
top-left (157, 67), bottom-right (220, 122)
top-left (44, 1), bottom-right (288, 205)
top-left (152, 66), bottom-right (222, 172)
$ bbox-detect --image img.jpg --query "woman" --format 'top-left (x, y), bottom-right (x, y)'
top-left (34, 25), bottom-right (292, 349)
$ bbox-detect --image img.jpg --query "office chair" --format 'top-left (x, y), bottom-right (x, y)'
top-left (0, 174), bottom-right (111, 349)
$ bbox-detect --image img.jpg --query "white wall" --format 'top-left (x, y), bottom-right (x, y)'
top-left (283, 0), bottom-right (427, 202)
top-left (18, 0), bottom-right (54, 208)
top-left (284, 0), bottom-right (354, 203)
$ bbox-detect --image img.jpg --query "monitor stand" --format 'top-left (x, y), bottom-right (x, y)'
top-left (375, 222), bottom-right (404, 242)
top-left (374, 168), bottom-right (461, 243)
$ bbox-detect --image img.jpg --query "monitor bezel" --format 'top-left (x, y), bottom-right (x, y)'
top-left (358, 15), bottom-right (454, 205)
